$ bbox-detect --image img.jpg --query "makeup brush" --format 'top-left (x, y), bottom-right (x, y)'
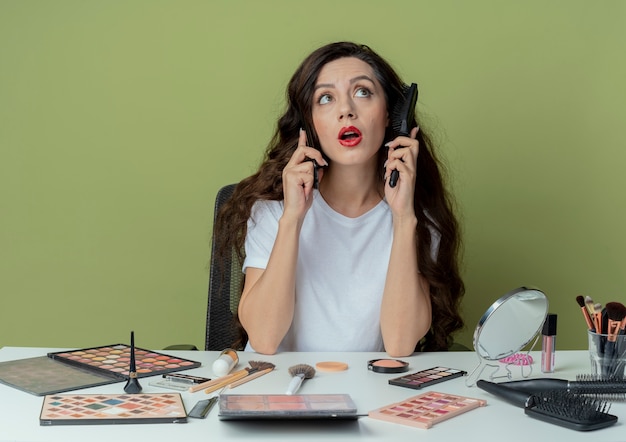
top-left (196, 360), bottom-right (275, 394)
top-left (227, 360), bottom-right (276, 389)
top-left (576, 295), bottom-right (595, 331)
top-left (593, 303), bottom-right (604, 334)
top-left (228, 366), bottom-right (274, 389)
top-left (188, 360), bottom-right (273, 392)
top-left (123, 331), bottom-right (142, 394)
top-left (585, 295), bottom-right (596, 316)
top-left (605, 302), bottom-right (626, 369)
top-left (286, 364), bottom-right (315, 395)
top-left (601, 304), bottom-right (609, 336)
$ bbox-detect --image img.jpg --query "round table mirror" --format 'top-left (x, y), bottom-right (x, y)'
top-left (467, 286), bottom-right (548, 385)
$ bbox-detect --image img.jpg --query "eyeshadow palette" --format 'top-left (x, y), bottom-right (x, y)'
top-left (388, 366), bottom-right (466, 390)
top-left (0, 356), bottom-right (117, 396)
top-left (218, 394), bottom-right (359, 420)
top-left (0, 345), bottom-right (201, 396)
top-left (40, 393), bottom-right (187, 425)
top-left (368, 391), bottom-right (486, 429)
top-left (48, 344), bottom-right (200, 380)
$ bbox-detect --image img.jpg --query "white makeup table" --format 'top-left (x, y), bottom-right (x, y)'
top-left (1, 347), bottom-right (624, 442)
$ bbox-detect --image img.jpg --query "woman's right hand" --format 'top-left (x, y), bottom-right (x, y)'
top-left (281, 129), bottom-right (327, 222)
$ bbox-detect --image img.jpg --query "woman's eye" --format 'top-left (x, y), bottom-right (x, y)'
top-left (355, 87), bottom-right (371, 98)
top-left (318, 94), bottom-right (332, 105)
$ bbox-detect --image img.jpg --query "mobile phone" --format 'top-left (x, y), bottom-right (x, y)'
top-left (301, 121), bottom-right (327, 189)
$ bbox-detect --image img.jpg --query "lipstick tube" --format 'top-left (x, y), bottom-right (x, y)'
top-left (541, 313), bottom-right (557, 373)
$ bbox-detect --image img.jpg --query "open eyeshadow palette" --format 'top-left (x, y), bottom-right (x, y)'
top-left (388, 366), bottom-right (466, 390)
top-left (48, 344), bottom-right (200, 379)
top-left (39, 393), bottom-right (187, 425)
top-left (0, 344), bottom-right (200, 396)
top-left (368, 391), bottom-right (486, 429)
top-left (218, 394), bottom-right (359, 420)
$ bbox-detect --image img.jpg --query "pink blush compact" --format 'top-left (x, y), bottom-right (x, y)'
top-left (367, 359), bottom-right (409, 374)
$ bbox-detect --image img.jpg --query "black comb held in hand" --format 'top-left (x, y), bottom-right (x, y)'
top-left (388, 83), bottom-right (418, 188)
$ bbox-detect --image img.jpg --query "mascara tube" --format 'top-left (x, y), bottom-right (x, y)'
top-left (541, 313), bottom-right (557, 373)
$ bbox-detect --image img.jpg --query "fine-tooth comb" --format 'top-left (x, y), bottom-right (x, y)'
top-left (388, 83), bottom-right (418, 188)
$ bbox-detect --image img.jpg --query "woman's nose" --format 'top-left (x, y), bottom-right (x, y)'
top-left (338, 98), bottom-right (356, 120)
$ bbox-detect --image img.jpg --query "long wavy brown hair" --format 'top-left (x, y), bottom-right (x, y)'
top-left (214, 42), bottom-right (464, 351)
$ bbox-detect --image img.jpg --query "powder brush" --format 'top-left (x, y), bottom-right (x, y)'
top-left (286, 364), bottom-right (315, 395)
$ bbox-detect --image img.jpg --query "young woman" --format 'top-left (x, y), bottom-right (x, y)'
top-left (214, 42), bottom-right (464, 356)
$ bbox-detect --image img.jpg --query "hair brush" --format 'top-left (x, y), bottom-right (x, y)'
top-left (477, 380), bottom-right (617, 431)
top-left (525, 391), bottom-right (617, 431)
top-left (494, 376), bottom-right (626, 401)
top-left (286, 363), bottom-right (315, 395)
top-left (388, 82), bottom-right (418, 188)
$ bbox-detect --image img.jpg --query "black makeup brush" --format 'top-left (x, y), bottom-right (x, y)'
top-left (604, 302), bottom-right (626, 374)
top-left (123, 331), bottom-right (142, 394)
top-left (477, 380), bottom-right (617, 431)
top-left (286, 363), bottom-right (315, 395)
top-left (388, 83), bottom-right (418, 188)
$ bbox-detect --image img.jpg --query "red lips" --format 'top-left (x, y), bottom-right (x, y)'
top-left (338, 126), bottom-right (362, 147)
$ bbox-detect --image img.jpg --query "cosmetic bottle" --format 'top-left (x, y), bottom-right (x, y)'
top-left (212, 348), bottom-right (238, 376)
top-left (541, 313), bottom-right (557, 373)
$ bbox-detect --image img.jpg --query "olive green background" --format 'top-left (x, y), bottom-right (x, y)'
top-left (1, 1), bottom-right (625, 352)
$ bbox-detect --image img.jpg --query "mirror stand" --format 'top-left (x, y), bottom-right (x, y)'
top-left (465, 334), bottom-right (540, 387)
top-left (465, 286), bottom-right (548, 387)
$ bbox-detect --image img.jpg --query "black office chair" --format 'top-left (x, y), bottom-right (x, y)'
top-left (165, 183), bottom-right (246, 351)
top-left (204, 183), bottom-right (246, 350)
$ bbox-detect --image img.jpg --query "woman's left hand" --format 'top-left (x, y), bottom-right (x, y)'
top-left (384, 126), bottom-right (420, 216)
